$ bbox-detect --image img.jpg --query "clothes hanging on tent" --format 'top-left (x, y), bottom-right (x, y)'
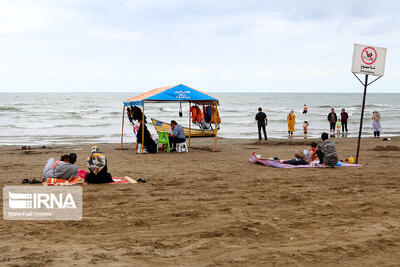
top-left (210, 106), bottom-right (221, 124)
top-left (203, 106), bottom-right (212, 123)
top-left (190, 105), bottom-right (204, 123)
top-left (179, 102), bottom-right (183, 117)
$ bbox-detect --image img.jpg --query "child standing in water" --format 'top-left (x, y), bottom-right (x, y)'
top-left (372, 111), bottom-right (382, 137)
top-left (303, 104), bottom-right (308, 114)
top-left (303, 121), bottom-right (309, 136)
top-left (336, 119), bottom-right (342, 136)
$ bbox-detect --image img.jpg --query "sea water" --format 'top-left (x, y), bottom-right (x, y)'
top-left (0, 92), bottom-right (399, 145)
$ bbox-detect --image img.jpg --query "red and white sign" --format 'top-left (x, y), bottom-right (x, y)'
top-left (352, 44), bottom-right (386, 76)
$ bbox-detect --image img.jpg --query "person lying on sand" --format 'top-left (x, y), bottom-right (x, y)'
top-left (84, 146), bottom-right (113, 184)
top-left (316, 132), bottom-right (339, 167)
top-left (283, 151), bottom-right (309, 165)
top-left (42, 153), bottom-right (78, 181)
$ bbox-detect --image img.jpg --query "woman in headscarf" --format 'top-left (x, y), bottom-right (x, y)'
top-left (287, 110), bottom-right (296, 139)
top-left (137, 119), bottom-right (157, 153)
top-left (85, 146), bottom-right (113, 183)
top-left (372, 111), bottom-right (382, 138)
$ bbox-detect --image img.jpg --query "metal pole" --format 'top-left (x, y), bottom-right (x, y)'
top-left (214, 104), bottom-right (218, 151)
top-left (141, 102), bottom-right (145, 153)
top-left (188, 102), bottom-right (191, 148)
top-left (120, 105), bottom-right (125, 149)
top-left (356, 74), bottom-right (368, 164)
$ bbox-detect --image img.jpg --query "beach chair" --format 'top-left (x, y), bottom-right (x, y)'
top-left (157, 131), bottom-right (170, 153)
top-left (137, 143), bottom-right (147, 153)
top-left (176, 142), bottom-right (188, 153)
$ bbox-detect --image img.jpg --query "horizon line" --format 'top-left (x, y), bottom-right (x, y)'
top-left (0, 91), bottom-right (399, 94)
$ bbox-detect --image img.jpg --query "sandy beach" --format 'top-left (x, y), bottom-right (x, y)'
top-left (0, 137), bottom-right (399, 266)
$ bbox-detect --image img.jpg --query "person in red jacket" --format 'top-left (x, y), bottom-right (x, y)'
top-left (341, 108), bottom-right (349, 134)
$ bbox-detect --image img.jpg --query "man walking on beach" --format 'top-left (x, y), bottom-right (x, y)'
top-left (327, 108), bottom-right (337, 135)
top-left (255, 107), bottom-right (268, 141)
top-left (341, 108), bottom-right (349, 135)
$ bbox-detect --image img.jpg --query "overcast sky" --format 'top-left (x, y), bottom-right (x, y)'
top-left (1, 0), bottom-right (399, 93)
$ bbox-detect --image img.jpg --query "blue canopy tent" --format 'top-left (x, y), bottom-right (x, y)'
top-left (120, 84), bottom-right (220, 151)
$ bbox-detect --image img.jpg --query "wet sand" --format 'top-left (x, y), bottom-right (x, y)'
top-left (0, 137), bottom-right (399, 266)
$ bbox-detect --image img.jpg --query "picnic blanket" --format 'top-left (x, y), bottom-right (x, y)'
top-left (44, 176), bottom-right (85, 186)
top-left (249, 153), bottom-right (362, 169)
top-left (43, 170), bottom-right (137, 186)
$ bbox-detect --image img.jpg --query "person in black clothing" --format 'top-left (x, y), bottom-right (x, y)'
top-left (137, 120), bottom-right (157, 153)
top-left (127, 106), bottom-right (146, 122)
top-left (255, 107), bottom-right (268, 141)
top-left (327, 108), bottom-right (338, 134)
top-left (85, 146), bottom-right (113, 184)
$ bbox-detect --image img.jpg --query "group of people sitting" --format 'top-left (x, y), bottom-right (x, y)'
top-left (136, 119), bottom-right (186, 153)
top-left (283, 132), bottom-right (339, 167)
top-left (42, 146), bottom-right (113, 183)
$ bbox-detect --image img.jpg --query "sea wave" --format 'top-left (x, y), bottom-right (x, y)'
top-left (0, 123), bottom-right (114, 129)
top-left (0, 107), bottom-right (22, 111)
top-left (354, 104), bottom-right (388, 108)
top-left (53, 123), bottom-right (114, 128)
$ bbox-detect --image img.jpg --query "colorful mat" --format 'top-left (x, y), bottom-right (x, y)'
top-left (249, 153), bottom-right (362, 169)
top-left (43, 170), bottom-right (137, 186)
top-left (44, 176), bottom-right (85, 186)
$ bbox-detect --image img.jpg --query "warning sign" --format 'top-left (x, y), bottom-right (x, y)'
top-left (352, 44), bottom-right (386, 76)
top-left (361, 47), bottom-right (377, 65)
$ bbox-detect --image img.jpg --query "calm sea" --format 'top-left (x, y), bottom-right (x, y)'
top-left (0, 93), bottom-right (399, 146)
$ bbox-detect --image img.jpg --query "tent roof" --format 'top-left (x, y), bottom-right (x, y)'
top-left (123, 84), bottom-right (218, 106)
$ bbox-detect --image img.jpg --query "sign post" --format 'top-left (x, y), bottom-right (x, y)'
top-left (351, 44), bottom-right (387, 163)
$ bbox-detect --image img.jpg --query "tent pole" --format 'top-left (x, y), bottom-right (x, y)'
top-left (188, 102), bottom-right (191, 148)
top-left (120, 105), bottom-right (125, 149)
top-left (214, 103), bottom-right (218, 151)
top-left (141, 101), bottom-right (145, 153)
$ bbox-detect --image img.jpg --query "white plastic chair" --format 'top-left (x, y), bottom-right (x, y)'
top-left (176, 142), bottom-right (188, 153)
top-left (137, 143), bottom-right (147, 153)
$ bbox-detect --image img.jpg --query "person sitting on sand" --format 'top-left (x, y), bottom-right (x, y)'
top-left (169, 120), bottom-right (186, 151)
top-left (42, 153), bottom-right (78, 181)
top-left (85, 146), bottom-right (113, 184)
top-left (309, 142), bottom-right (318, 162)
top-left (316, 132), bottom-right (338, 167)
top-left (137, 119), bottom-right (157, 153)
top-left (283, 151), bottom-right (309, 165)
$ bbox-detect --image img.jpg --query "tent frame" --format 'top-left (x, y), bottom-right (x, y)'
top-left (120, 100), bottom-right (219, 151)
